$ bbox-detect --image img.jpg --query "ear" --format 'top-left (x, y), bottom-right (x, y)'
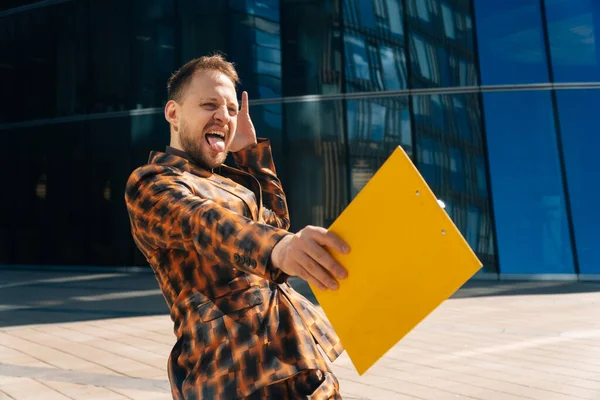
top-left (164, 100), bottom-right (179, 129)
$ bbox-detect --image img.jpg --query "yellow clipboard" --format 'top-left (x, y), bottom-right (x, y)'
top-left (310, 145), bottom-right (483, 375)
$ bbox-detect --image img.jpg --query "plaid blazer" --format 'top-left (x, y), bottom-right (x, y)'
top-left (125, 138), bottom-right (343, 399)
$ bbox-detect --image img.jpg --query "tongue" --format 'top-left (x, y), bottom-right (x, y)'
top-left (206, 135), bottom-right (225, 153)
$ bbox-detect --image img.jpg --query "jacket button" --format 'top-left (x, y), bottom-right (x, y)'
top-left (235, 254), bottom-right (244, 266)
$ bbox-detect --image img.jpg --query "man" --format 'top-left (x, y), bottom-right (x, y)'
top-left (125, 54), bottom-right (349, 399)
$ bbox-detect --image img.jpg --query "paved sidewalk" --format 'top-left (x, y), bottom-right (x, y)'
top-left (1, 268), bottom-right (600, 399)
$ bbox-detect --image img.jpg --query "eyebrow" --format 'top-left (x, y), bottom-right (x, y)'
top-left (201, 97), bottom-right (238, 106)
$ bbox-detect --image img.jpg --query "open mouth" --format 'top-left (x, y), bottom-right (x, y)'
top-left (205, 131), bottom-right (226, 153)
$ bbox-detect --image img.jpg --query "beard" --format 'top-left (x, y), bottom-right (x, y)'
top-left (179, 121), bottom-right (228, 170)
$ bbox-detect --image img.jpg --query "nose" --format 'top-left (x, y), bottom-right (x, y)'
top-left (213, 105), bottom-right (230, 125)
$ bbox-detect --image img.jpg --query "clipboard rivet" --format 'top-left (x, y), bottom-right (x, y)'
top-left (416, 190), bottom-right (420, 196)
top-left (441, 230), bottom-right (447, 235)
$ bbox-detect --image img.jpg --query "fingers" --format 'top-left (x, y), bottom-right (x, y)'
top-left (241, 91), bottom-right (249, 113)
top-left (290, 258), bottom-right (329, 291)
top-left (304, 239), bottom-right (347, 281)
top-left (309, 227), bottom-right (350, 255)
top-left (295, 251), bottom-right (339, 290)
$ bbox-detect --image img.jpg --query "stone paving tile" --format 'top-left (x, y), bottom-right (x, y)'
top-left (2, 270), bottom-right (600, 399)
top-left (0, 376), bottom-right (71, 400)
top-left (41, 380), bottom-right (131, 400)
top-left (107, 387), bottom-right (172, 400)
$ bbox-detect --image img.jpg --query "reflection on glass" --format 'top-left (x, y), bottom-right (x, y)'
top-left (483, 91), bottom-right (574, 274)
top-left (346, 97), bottom-right (412, 197)
top-left (556, 90), bottom-right (600, 274)
top-left (544, 0), bottom-right (600, 82)
top-left (0, 115), bottom-right (140, 266)
top-left (407, 0), bottom-right (477, 88)
top-left (344, 35), bottom-right (371, 83)
top-left (281, 0), bottom-right (342, 95)
top-left (474, 0), bottom-right (549, 85)
top-left (0, 1), bottom-right (91, 122)
top-left (442, 3), bottom-right (456, 39)
top-left (229, 1), bottom-right (282, 99)
top-left (413, 93), bottom-right (496, 271)
top-left (131, 0), bottom-right (175, 109)
top-left (343, 0), bottom-right (408, 93)
top-left (230, 0), bottom-right (279, 21)
top-left (415, 0), bottom-right (431, 22)
top-left (249, 103), bottom-right (285, 174)
top-left (380, 46), bottom-right (406, 90)
top-left (284, 101), bottom-right (348, 231)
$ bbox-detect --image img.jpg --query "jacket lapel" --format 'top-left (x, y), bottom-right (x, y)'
top-left (148, 151), bottom-right (260, 221)
top-left (205, 174), bottom-right (259, 221)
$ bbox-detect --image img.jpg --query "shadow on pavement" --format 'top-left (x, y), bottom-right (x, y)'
top-left (0, 268), bottom-right (170, 329)
top-left (0, 267), bottom-right (320, 329)
top-left (2, 267), bottom-right (598, 329)
top-left (451, 279), bottom-right (600, 299)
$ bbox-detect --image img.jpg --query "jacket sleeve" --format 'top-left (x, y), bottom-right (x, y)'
top-left (232, 138), bottom-right (290, 230)
top-left (125, 165), bottom-right (290, 282)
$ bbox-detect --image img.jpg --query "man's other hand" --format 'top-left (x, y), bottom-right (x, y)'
top-left (271, 226), bottom-right (350, 290)
top-left (230, 91), bottom-right (257, 152)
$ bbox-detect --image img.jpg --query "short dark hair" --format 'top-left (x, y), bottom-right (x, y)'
top-left (167, 53), bottom-right (240, 101)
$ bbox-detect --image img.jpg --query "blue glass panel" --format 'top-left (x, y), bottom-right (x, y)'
top-left (544, 0), bottom-right (600, 82)
top-left (281, 0), bottom-right (342, 95)
top-left (255, 30), bottom-right (280, 49)
top-left (344, 34), bottom-right (370, 81)
top-left (346, 98), bottom-right (412, 197)
top-left (474, 0), bottom-right (549, 85)
top-left (556, 90), bottom-right (600, 274)
top-left (386, 0), bottom-right (404, 37)
top-left (229, 0), bottom-right (280, 21)
top-left (450, 147), bottom-right (465, 192)
top-left (483, 91), bottom-right (574, 274)
top-left (342, 0), bottom-right (408, 93)
top-left (256, 46), bottom-right (281, 64)
top-left (408, 0), bottom-right (477, 88)
top-left (412, 92), bottom-right (496, 272)
top-left (357, 0), bottom-right (376, 28)
top-left (249, 102), bottom-right (284, 173)
top-left (284, 100), bottom-right (348, 230)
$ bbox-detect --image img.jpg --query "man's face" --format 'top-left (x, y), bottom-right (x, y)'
top-left (171, 70), bottom-right (238, 169)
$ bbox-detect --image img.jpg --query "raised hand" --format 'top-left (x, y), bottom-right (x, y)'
top-left (270, 226), bottom-right (350, 291)
top-left (230, 91), bottom-right (257, 152)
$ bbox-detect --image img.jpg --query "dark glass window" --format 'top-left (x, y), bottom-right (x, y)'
top-left (281, 0), bottom-right (343, 96)
top-left (346, 97), bottom-right (412, 197)
top-left (0, 115), bottom-right (145, 266)
top-left (0, 1), bottom-right (89, 122)
top-left (88, 0), bottom-right (134, 113)
top-left (130, 0), bottom-right (176, 109)
top-left (229, 2), bottom-right (282, 99)
top-left (177, 1), bottom-right (281, 99)
top-left (343, 0), bottom-right (408, 93)
top-left (284, 100), bottom-right (348, 231)
top-left (483, 91), bottom-right (574, 274)
top-left (544, 0), bottom-right (600, 82)
top-left (474, 0), bottom-right (549, 85)
top-left (407, 0), bottom-right (477, 89)
top-left (1, 1), bottom-right (44, 12)
top-left (413, 93), bottom-right (496, 272)
top-left (248, 102), bottom-right (285, 175)
top-left (556, 90), bottom-right (600, 275)
top-left (177, 0), bottom-right (228, 64)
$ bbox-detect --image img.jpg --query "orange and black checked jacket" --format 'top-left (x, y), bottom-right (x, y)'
top-left (125, 138), bottom-right (344, 399)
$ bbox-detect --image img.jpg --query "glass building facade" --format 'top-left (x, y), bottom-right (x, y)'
top-left (1, 0), bottom-right (598, 279)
